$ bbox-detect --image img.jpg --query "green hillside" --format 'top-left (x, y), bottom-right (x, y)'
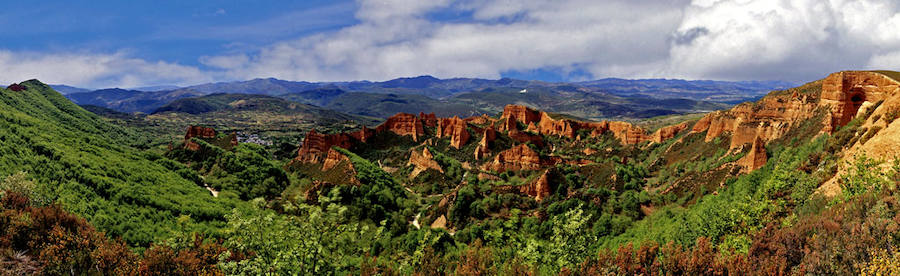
top-left (0, 80), bottom-right (243, 245)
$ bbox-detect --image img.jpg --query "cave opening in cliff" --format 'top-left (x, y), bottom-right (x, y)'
top-left (846, 87), bottom-right (867, 123)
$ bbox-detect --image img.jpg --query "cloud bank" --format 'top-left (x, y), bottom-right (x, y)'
top-left (4, 0), bottom-right (900, 88)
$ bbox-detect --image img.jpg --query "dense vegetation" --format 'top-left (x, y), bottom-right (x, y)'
top-left (4, 79), bottom-right (900, 275)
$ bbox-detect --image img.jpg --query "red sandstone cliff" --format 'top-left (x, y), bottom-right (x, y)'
top-left (436, 116), bottom-right (471, 149)
top-left (183, 125), bottom-right (238, 151)
top-left (519, 170), bottom-right (552, 202)
top-left (474, 127), bottom-right (497, 160)
top-left (482, 144), bottom-right (555, 172)
top-left (295, 129), bottom-right (357, 163)
top-left (408, 147), bottom-right (444, 179)
top-left (376, 113), bottom-right (425, 141)
top-left (498, 104), bottom-right (652, 145)
top-left (738, 136), bottom-right (767, 173)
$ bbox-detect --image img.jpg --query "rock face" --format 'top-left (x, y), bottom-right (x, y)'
top-left (738, 136), bottom-right (768, 172)
top-left (185, 125), bottom-right (217, 141)
top-left (474, 127), bottom-right (497, 160)
top-left (376, 113), bottom-right (425, 141)
top-left (322, 148), bottom-right (353, 172)
top-left (464, 114), bottom-right (496, 125)
top-left (408, 147), bottom-right (444, 179)
top-left (519, 170), bottom-right (553, 202)
top-left (6, 83), bottom-right (26, 92)
top-left (691, 87), bottom-right (820, 149)
top-left (436, 116), bottom-right (471, 149)
top-left (692, 71), bottom-right (900, 153)
top-left (500, 105), bottom-right (542, 125)
top-left (650, 122), bottom-right (690, 143)
top-left (498, 105), bottom-right (653, 145)
top-left (183, 125), bottom-right (238, 151)
top-left (482, 144), bottom-right (550, 172)
top-left (820, 71), bottom-right (900, 131)
top-left (295, 129), bottom-right (357, 163)
top-left (419, 112), bottom-right (438, 127)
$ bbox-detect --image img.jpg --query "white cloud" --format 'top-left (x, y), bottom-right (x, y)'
top-left (219, 0), bottom-right (689, 81)
top-left (665, 0), bottom-right (900, 81)
top-left (0, 50), bottom-right (214, 88)
top-left (8, 0), bottom-right (900, 87)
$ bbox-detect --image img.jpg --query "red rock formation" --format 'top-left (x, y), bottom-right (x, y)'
top-left (322, 148), bottom-right (352, 172)
top-left (6, 83), bottom-right (25, 92)
top-left (295, 129), bottom-right (357, 163)
top-left (408, 147), bottom-right (443, 179)
top-left (474, 127), bottom-right (497, 160)
top-left (464, 114), bottom-right (496, 125)
top-left (501, 104), bottom-right (542, 125)
top-left (496, 116), bottom-right (518, 133)
top-left (436, 116), bottom-right (471, 149)
top-left (520, 171), bottom-right (553, 202)
top-left (482, 144), bottom-right (555, 172)
top-left (650, 122), bottom-right (690, 143)
top-left (820, 71), bottom-right (900, 130)
top-left (690, 71), bottom-right (900, 150)
top-left (738, 136), bottom-right (767, 172)
top-left (692, 87), bottom-right (819, 149)
top-left (376, 113), bottom-right (425, 141)
top-left (500, 105), bottom-right (654, 145)
top-left (184, 125), bottom-right (217, 140)
top-left (419, 112), bottom-right (438, 127)
top-left (182, 125), bottom-right (238, 151)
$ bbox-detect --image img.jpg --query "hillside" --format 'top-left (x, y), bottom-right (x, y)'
top-left (6, 70), bottom-right (900, 274)
top-left (0, 81), bottom-right (243, 246)
top-left (66, 88), bottom-right (203, 113)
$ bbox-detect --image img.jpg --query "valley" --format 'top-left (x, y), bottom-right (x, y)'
top-left (3, 71), bottom-right (900, 274)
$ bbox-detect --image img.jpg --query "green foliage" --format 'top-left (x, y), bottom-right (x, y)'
top-left (168, 141), bottom-right (289, 200)
top-left (0, 82), bottom-right (242, 246)
top-left (220, 203), bottom-right (384, 275)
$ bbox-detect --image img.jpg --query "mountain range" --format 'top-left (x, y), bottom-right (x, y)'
top-left (61, 75), bottom-right (789, 120)
top-left (4, 70), bottom-right (898, 274)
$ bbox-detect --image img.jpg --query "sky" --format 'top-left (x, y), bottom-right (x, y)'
top-left (2, 0), bottom-right (900, 88)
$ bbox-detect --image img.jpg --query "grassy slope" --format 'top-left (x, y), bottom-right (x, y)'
top-left (0, 80), bottom-right (242, 245)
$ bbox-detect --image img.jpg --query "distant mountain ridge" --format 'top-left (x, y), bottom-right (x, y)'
top-left (62, 75), bottom-right (790, 120)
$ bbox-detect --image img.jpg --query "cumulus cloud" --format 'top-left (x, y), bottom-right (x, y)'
top-left (0, 50), bottom-right (214, 88)
top-left (218, 0), bottom-right (689, 81)
top-left (664, 0), bottom-right (900, 81)
top-left (8, 0), bottom-right (900, 87)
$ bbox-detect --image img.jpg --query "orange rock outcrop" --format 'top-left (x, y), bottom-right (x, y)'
top-left (650, 122), bottom-right (690, 143)
top-left (376, 113), bottom-right (425, 141)
top-left (408, 147), bottom-right (444, 179)
top-left (322, 148), bottom-right (353, 172)
top-left (183, 125), bottom-right (238, 151)
top-left (498, 104), bottom-right (653, 145)
top-left (501, 105), bottom-right (542, 125)
top-left (519, 170), bottom-right (552, 202)
top-left (738, 136), bottom-right (768, 172)
top-left (419, 112), bottom-right (438, 127)
top-left (482, 144), bottom-right (554, 172)
top-left (474, 127), bottom-right (497, 160)
top-left (436, 116), bottom-right (471, 149)
top-left (464, 114), bottom-right (496, 125)
top-left (295, 129), bottom-right (357, 163)
top-left (691, 89), bottom-right (819, 149)
top-left (691, 71), bottom-right (900, 153)
top-left (820, 71), bottom-right (900, 130)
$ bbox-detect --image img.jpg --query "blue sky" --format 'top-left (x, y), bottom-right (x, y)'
top-left (2, 0), bottom-right (900, 88)
top-left (1, 1), bottom-right (357, 68)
